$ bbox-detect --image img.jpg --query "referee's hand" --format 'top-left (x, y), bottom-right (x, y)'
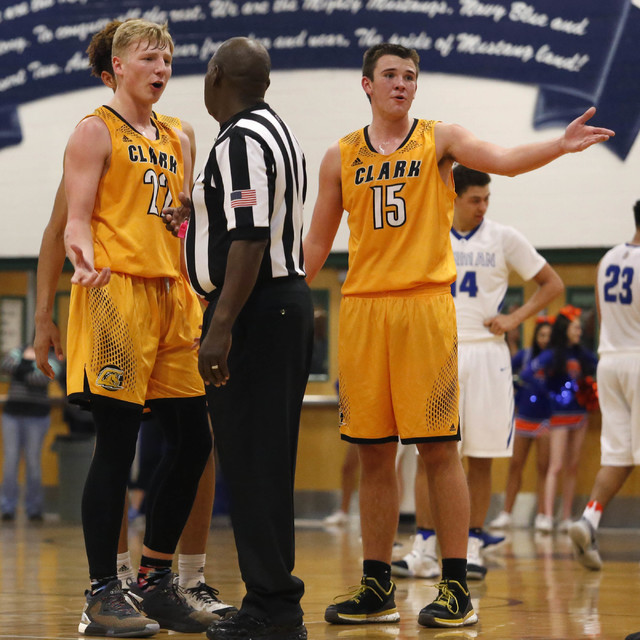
top-left (163, 192), bottom-right (192, 237)
top-left (198, 326), bottom-right (231, 387)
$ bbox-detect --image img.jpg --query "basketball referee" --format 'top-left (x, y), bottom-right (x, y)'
top-left (182, 38), bottom-right (313, 640)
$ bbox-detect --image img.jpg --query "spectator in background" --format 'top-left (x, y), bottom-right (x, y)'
top-left (1, 343), bottom-right (62, 521)
top-left (522, 306), bottom-right (598, 532)
top-left (490, 318), bottom-right (553, 531)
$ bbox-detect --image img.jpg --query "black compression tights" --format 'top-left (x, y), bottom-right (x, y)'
top-left (82, 396), bottom-right (212, 580)
top-left (142, 396), bottom-right (212, 553)
top-left (82, 397), bottom-right (142, 580)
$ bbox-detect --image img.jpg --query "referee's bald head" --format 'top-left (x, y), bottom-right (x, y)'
top-left (211, 37), bottom-right (271, 100)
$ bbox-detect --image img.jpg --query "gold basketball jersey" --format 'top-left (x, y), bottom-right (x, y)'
top-left (339, 119), bottom-right (457, 295)
top-left (155, 112), bottom-right (182, 132)
top-left (87, 106), bottom-right (185, 278)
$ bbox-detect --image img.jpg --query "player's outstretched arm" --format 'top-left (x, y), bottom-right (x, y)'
top-left (437, 107), bottom-right (614, 178)
top-left (561, 107), bottom-right (615, 153)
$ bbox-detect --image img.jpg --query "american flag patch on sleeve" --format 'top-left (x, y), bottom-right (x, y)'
top-left (230, 189), bottom-right (257, 208)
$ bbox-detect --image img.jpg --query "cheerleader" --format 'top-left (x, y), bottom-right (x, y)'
top-left (489, 318), bottom-right (553, 531)
top-left (522, 306), bottom-right (598, 532)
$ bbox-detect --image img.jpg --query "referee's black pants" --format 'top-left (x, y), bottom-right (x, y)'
top-left (203, 278), bottom-right (314, 624)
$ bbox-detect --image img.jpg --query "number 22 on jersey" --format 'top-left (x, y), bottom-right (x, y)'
top-left (144, 169), bottom-right (173, 217)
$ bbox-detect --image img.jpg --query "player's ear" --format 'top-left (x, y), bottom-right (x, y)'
top-left (112, 55), bottom-right (124, 78)
top-left (101, 71), bottom-right (116, 91)
top-left (361, 75), bottom-right (372, 96)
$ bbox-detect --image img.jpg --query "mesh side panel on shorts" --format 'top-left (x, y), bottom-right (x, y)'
top-left (425, 336), bottom-right (458, 434)
top-left (338, 372), bottom-right (349, 427)
top-left (87, 288), bottom-right (137, 392)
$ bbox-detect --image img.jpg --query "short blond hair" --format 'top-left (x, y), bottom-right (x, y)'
top-left (112, 19), bottom-right (173, 59)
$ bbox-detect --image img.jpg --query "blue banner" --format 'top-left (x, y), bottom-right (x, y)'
top-left (534, 3), bottom-right (640, 160)
top-left (0, 0), bottom-right (638, 158)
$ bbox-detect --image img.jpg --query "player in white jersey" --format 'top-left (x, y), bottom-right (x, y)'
top-left (392, 166), bottom-right (563, 581)
top-left (451, 166), bottom-right (564, 577)
top-left (569, 201), bottom-right (640, 572)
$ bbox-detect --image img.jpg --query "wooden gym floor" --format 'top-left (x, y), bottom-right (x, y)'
top-left (1, 514), bottom-right (639, 639)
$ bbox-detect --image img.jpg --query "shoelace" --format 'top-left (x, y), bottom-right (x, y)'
top-left (164, 581), bottom-right (195, 609)
top-left (433, 581), bottom-right (460, 614)
top-left (335, 581), bottom-right (384, 605)
top-left (187, 582), bottom-right (222, 604)
top-left (103, 587), bottom-right (139, 616)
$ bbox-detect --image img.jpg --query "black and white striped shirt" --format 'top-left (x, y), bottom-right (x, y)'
top-left (185, 103), bottom-right (307, 298)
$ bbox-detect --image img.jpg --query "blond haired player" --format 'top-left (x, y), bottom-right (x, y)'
top-left (34, 20), bottom-right (235, 625)
top-left (303, 42), bottom-right (613, 629)
top-left (62, 20), bottom-right (223, 637)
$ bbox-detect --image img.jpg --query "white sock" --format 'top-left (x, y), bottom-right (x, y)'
top-left (583, 500), bottom-right (603, 530)
top-left (117, 551), bottom-right (136, 584)
top-left (178, 553), bottom-right (206, 589)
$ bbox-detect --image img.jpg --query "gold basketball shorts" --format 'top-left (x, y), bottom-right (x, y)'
top-left (67, 273), bottom-right (205, 406)
top-left (338, 286), bottom-right (460, 443)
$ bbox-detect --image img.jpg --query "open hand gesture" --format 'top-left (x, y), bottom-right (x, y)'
top-left (562, 107), bottom-right (615, 153)
top-left (70, 245), bottom-right (111, 287)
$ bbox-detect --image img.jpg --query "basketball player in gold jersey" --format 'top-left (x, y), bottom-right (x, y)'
top-left (303, 43), bottom-right (613, 628)
top-left (62, 20), bottom-right (224, 637)
top-left (34, 21), bottom-right (234, 623)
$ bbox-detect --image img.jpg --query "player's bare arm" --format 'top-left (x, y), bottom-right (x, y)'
top-left (63, 116), bottom-right (111, 287)
top-left (436, 107), bottom-right (614, 178)
top-left (34, 176), bottom-right (67, 377)
top-left (303, 142), bottom-right (344, 283)
top-left (485, 263), bottom-right (564, 335)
